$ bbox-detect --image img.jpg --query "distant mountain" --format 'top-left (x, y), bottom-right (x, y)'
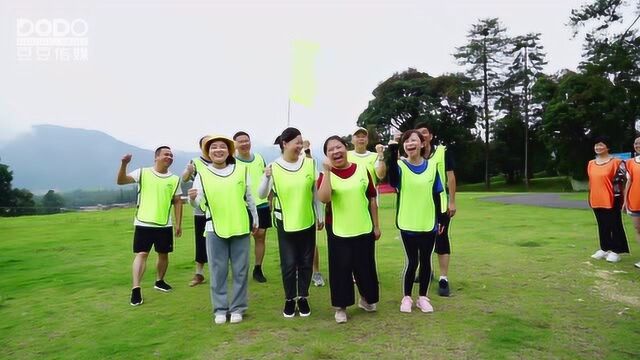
top-left (0, 125), bottom-right (282, 192)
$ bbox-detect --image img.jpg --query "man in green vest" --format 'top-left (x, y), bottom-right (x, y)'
top-left (415, 122), bottom-right (457, 297)
top-left (233, 131), bottom-right (271, 283)
top-left (348, 127), bottom-right (387, 185)
top-left (117, 146), bottom-right (183, 306)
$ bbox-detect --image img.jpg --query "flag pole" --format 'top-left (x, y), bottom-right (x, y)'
top-left (287, 98), bottom-right (291, 127)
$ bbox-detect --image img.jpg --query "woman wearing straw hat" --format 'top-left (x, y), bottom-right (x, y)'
top-left (317, 135), bottom-right (380, 324)
top-left (188, 135), bottom-right (258, 325)
top-left (258, 127), bottom-right (323, 318)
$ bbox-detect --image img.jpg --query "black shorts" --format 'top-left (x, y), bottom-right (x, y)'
top-left (434, 212), bottom-right (451, 255)
top-left (194, 215), bottom-right (208, 263)
top-left (249, 206), bottom-right (273, 229)
top-left (133, 226), bottom-right (173, 253)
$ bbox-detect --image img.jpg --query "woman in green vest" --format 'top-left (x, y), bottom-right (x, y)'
top-left (317, 135), bottom-right (381, 324)
top-left (188, 135), bottom-right (258, 325)
top-left (387, 130), bottom-right (445, 313)
top-left (258, 127), bottom-right (323, 318)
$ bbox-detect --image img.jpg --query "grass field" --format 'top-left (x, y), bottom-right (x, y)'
top-left (458, 176), bottom-right (573, 193)
top-left (1, 193), bottom-right (640, 359)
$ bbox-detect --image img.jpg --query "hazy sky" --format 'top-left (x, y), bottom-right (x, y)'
top-left (0, 0), bottom-right (620, 151)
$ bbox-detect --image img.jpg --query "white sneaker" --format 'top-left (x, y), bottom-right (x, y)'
top-left (229, 313), bottom-right (243, 324)
top-left (634, 261), bottom-right (640, 269)
top-left (357, 298), bottom-right (377, 312)
top-left (334, 308), bottom-right (347, 323)
top-left (591, 250), bottom-right (609, 260)
top-left (214, 314), bottom-right (227, 325)
top-left (606, 252), bottom-right (621, 263)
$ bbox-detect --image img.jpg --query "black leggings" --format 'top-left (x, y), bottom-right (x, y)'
top-left (401, 231), bottom-right (436, 297)
top-left (276, 220), bottom-right (316, 299)
top-left (592, 196), bottom-right (629, 254)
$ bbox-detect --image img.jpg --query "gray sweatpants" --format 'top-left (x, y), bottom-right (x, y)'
top-left (205, 231), bottom-right (250, 316)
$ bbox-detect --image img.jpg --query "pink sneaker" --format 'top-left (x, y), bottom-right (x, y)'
top-left (416, 296), bottom-right (434, 313)
top-left (400, 296), bottom-right (413, 313)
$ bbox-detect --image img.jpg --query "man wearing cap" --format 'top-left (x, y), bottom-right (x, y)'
top-left (182, 136), bottom-right (213, 287)
top-left (348, 127), bottom-right (387, 187)
top-left (117, 146), bottom-right (183, 306)
top-left (233, 131), bottom-right (271, 283)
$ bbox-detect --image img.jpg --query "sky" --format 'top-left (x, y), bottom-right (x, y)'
top-left (0, 0), bottom-right (627, 152)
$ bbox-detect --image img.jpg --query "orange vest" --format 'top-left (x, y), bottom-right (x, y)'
top-left (588, 158), bottom-right (622, 209)
top-left (626, 158), bottom-right (640, 211)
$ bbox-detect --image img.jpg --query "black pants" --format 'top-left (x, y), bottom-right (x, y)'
top-left (592, 196), bottom-right (629, 254)
top-left (194, 215), bottom-right (208, 263)
top-left (276, 220), bottom-right (316, 300)
top-left (326, 224), bottom-right (379, 308)
top-left (401, 231), bottom-right (436, 296)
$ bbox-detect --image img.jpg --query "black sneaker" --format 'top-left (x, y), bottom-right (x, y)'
top-left (130, 287), bottom-right (143, 306)
top-left (438, 279), bottom-right (450, 297)
top-left (154, 279), bottom-right (172, 292)
top-left (297, 297), bottom-right (311, 317)
top-left (283, 299), bottom-right (296, 318)
top-left (253, 267), bottom-right (267, 283)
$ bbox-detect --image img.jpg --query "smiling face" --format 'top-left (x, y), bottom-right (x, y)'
top-left (283, 135), bottom-right (303, 158)
top-left (352, 132), bottom-right (368, 150)
top-left (594, 142), bottom-right (609, 156)
top-left (403, 132), bottom-right (423, 159)
top-left (634, 137), bottom-right (640, 155)
top-left (234, 134), bottom-right (251, 156)
top-left (154, 148), bottom-right (174, 168)
top-left (208, 140), bottom-right (230, 165)
top-left (326, 139), bottom-right (348, 168)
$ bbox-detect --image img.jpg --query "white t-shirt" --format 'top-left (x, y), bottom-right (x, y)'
top-left (128, 168), bottom-right (182, 228)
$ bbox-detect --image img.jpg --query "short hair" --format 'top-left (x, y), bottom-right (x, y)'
top-left (414, 121), bottom-right (432, 133)
top-left (593, 136), bottom-right (611, 148)
top-left (399, 130), bottom-right (426, 157)
top-left (323, 135), bottom-right (348, 155)
top-left (154, 146), bottom-right (171, 157)
top-left (276, 127), bottom-right (302, 151)
top-left (233, 131), bottom-right (250, 140)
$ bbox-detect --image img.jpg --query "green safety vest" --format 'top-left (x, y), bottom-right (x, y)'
top-left (347, 150), bottom-right (379, 186)
top-left (431, 146), bottom-right (448, 210)
top-left (135, 168), bottom-right (180, 226)
top-left (271, 157), bottom-right (316, 232)
top-left (198, 164), bottom-right (250, 238)
top-left (191, 157), bottom-right (209, 178)
top-left (396, 160), bottom-right (438, 232)
top-left (236, 153), bottom-right (268, 207)
top-left (330, 164), bottom-right (373, 237)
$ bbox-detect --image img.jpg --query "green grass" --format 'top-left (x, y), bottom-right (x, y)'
top-left (459, 176), bottom-right (573, 192)
top-left (1, 193), bottom-right (640, 359)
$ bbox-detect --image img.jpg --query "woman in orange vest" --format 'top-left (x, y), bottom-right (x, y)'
top-left (588, 136), bottom-right (629, 263)
top-left (623, 136), bottom-right (640, 269)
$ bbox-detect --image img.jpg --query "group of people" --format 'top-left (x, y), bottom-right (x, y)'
top-left (588, 136), bottom-right (640, 269)
top-left (117, 124), bottom-right (458, 324)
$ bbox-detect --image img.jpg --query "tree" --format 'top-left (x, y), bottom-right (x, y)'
top-left (41, 190), bottom-right (65, 214)
top-left (0, 160), bottom-right (37, 216)
top-left (501, 33), bottom-right (547, 188)
top-left (539, 71), bottom-right (627, 179)
top-left (357, 69), bottom-right (481, 182)
top-left (570, 0), bottom-right (640, 147)
top-left (454, 18), bottom-right (508, 189)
